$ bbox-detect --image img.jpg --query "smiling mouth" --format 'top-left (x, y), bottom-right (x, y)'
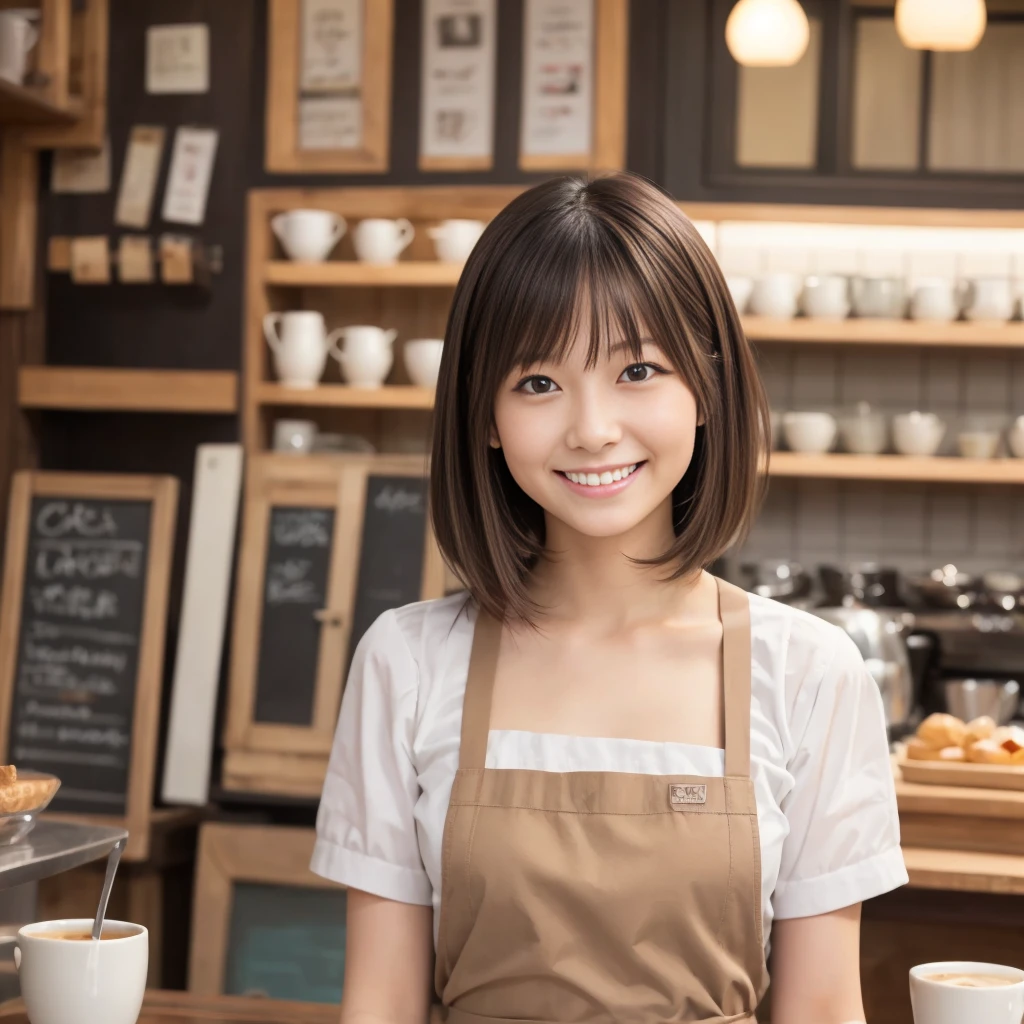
top-left (556, 461), bottom-right (646, 495)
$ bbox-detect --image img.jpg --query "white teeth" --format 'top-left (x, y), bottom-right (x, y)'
top-left (564, 464), bottom-right (638, 487)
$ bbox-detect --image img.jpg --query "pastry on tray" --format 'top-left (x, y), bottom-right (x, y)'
top-left (905, 738), bottom-right (964, 762)
top-left (0, 766), bottom-right (60, 814)
top-left (906, 713), bottom-right (1024, 769)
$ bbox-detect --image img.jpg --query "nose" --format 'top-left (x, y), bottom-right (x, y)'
top-left (565, 387), bottom-right (623, 453)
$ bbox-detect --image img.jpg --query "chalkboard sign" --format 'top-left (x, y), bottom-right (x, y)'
top-left (254, 508), bottom-right (336, 726)
top-left (0, 472), bottom-right (178, 861)
top-left (347, 475), bottom-right (429, 673)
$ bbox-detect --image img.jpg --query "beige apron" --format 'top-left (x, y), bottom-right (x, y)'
top-left (433, 577), bottom-right (767, 1023)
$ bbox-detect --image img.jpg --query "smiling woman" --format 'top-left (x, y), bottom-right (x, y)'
top-left (312, 173), bottom-right (906, 1024)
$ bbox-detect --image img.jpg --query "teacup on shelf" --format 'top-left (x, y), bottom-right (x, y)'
top-left (427, 219), bottom-right (484, 263)
top-left (782, 411), bottom-right (837, 454)
top-left (353, 218), bottom-right (415, 265)
top-left (893, 411), bottom-right (945, 457)
top-left (957, 430), bottom-right (1000, 459)
top-left (910, 279), bottom-right (960, 323)
top-left (726, 275), bottom-right (753, 314)
top-left (852, 275), bottom-right (905, 319)
top-left (271, 209), bottom-right (346, 263)
top-left (749, 274), bottom-right (800, 319)
top-left (801, 274), bottom-right (850, 320)
top-left (838, 402), bottom-right (887, 455)
top-left (403, 338), bottom-right (444, 388)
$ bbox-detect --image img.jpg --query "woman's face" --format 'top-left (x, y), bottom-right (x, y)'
top-left (492, 323), bottom-right (700, 542)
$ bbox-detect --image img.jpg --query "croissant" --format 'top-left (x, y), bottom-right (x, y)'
top-left (0, 768), bottom-right (59, 814)
top-left (916, 713), bottom-right (967, 750)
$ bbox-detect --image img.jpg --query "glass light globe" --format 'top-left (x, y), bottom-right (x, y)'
top-left (895, 0), bottom-right (987, 51)
top-left (725, 0), bottom-right (811, 67)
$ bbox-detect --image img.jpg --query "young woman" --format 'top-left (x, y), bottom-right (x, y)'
top-left (312, 173), bottom-right (907, 1024)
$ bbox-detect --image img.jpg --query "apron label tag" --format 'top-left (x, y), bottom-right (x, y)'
top-left (669, 784), bottom-right (707, 807)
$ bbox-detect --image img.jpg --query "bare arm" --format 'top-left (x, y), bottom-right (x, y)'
top-left (768, 903), bottom-right (865, 1024)
top-left (341, 889), bottom-right (435, 1024)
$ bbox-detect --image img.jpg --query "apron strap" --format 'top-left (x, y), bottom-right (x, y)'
top-left (458, 606), bottom-right (502, 771)
top-left (717, 577), bottom-right (752, 779)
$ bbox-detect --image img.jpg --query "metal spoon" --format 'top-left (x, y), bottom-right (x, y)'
top-left (91, 838), bottom-right (125, 941)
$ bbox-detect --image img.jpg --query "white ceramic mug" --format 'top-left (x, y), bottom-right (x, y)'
top-left (893, 411), bottom-right (946, 456)
top-left (272, 419), bottom-right (317, 453)
top-left (782, 411), bottom-right (837, 454)
top-left (749, 274), bottom-right (800, 319)
top-left (271, 209), bottom-right (346, 263)
top-left (353, 218), bottom-right (415, 265)
top-left (332, 325), bottom-right (397, 388)
top-left (0, 10), bottom-right (38, 84)
top-left (852, 276), bottom-right (905, 318)
top-left (911, 279), bottom-right (960, 323)
top-left (726, 275), bottom-right (753, 314)
top-left (910, 961), bottom-right (1024, 1024)
top-left (404, 339), bottom-right (444, 388)
top-left (962, 277), bottom-right (1015, 323)
top-left (1008, 414), bottom-right (1024, 458)
top-left (427, 219), bottom-right (484, 263)
top-left (263, 311), bottom-right (342, 388)
top-left (801, 274), bottom-right (851, 320)
top-left (957, 430), bottom-right (1000, 459)
top-left (838, 403), bottom-right (887, 455)
top-left (15, 919), bottom-right (148, 1024)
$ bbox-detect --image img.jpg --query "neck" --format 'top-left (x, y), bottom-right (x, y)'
top-left (527, 499), bottom-right (709, 629)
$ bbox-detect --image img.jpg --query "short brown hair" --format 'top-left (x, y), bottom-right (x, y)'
top-left (430, 172), bottom-right (768, 623)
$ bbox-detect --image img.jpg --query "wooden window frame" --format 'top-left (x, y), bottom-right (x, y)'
top-left (264, 0), bottom-right (394, 174)
top-left (0, 471), bottom-right (178, 862)
top-left (189, 823), bottom-right (342, 996)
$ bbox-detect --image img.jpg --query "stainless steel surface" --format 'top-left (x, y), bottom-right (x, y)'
top-left (814, 606), bottom-right (917, 730)
top-left (0, 820), bottom-right (128, 890)
top-left (92, 837), bottom-right (125, 939)
top-left (739, 560), bottom-right (811, 603)
top-left (906, 565), bottom-right (980, 610)
top-left (943, 678), bottom-right (1020, 725)
top-left (819, 563), bottom-right (902, 608)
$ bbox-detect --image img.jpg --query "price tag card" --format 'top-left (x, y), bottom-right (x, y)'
top-left (161, 126), bottom-right (219, 227)
top-left (115, 126), bottom-right (166, 229)
top-left (70, 236), bottom-right (111, 284)
top-left (118, 236), bottom-right (155, 284)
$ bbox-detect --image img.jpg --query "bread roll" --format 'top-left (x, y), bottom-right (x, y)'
top-left (993, 726), bottom-right (1024, 754)
top-left (916, 713), bottom-right (967, 750)
top-left (966, 738), bottom-right (1013, 765)
top-left (964, 716), bottom-right (997, 746)
top-left (0, 765), bottom-right (16, 785)
top-left (906, 738), bottom-right (964, 761)
top-left (0, 773), bottom-right (59, 814)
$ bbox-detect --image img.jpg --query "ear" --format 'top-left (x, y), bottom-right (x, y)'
top-left (696, 407), bottom-right (705, 428)
top-left (489, 427), bottom-right (501, 449)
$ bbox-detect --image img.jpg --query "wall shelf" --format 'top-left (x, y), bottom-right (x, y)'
top-left (769, 452), bottom-right (1024, 484)
top-left (264, 261), bottom-right (461, 287)
top-left (745, 316), bottom-right (1024, 348)
top-left (0, 78), bottom-right (77, 126)
top-left (19, 367), bottom-right (239, 413)
top-left (257, 382), bottom-right (434, 410)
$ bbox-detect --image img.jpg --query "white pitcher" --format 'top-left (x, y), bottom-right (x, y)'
top-left (427, 219), bottom-right (485, 263)
top-left (352, 219), bottom-right (415, 265)
top-left (271, 209), bottom-right (346, 263)
top-left (263, 311), bottom-right (342, 388)
top-left (331, 325), bottom-right (397, 388)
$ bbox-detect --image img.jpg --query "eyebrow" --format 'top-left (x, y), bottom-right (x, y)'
top-left (608, 337), bottom-right (655, 354)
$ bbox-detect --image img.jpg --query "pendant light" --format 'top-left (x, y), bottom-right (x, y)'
top-left (725, 0), bottom-right (810, 67)
top-left (895, 0), bottom-right (987, 51)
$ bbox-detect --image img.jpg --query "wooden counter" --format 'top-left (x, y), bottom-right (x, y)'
top-left (0, 989), bottom-right (337, 1024)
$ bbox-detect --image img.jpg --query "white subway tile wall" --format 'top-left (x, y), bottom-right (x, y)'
top-left (691, 219), bottom-right (1024, 575)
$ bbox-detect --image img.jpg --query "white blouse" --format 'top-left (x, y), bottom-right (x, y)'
top-left (311, 591), bottom-right (908, 950)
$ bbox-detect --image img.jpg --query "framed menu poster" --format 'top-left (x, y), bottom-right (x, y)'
top-left (265, 0), bottom-right (394, 173)
top-left (519, 0), bottom-right (629, 172)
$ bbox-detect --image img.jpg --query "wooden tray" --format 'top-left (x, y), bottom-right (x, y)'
top-left (898, 755), bottom-right (1024, 790)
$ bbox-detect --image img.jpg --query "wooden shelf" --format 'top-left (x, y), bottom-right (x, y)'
top-left (902, 846), bottom-right (1024, 896)
top-left (264, 261), bottom-right (461, 287)
top-left (769, 452), bottom-right (1024, 484)
top-left (19, 367), bottom-right (239, 413)
top-left (0, 78), bottom-right (77, 126)
top-left (744, 316), bottom-right (1024, 348)
top-left (256, 382), bottom-right (435, 409)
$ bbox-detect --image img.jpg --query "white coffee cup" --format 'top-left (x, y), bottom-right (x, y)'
top-left (263, 311), bottom-right (342, 388)
top-left (749, 274), bottom-right (800, 319)
top-left (353, 218), bottom-right (415, 265)
top-left (726, 275), bottom-right (753, 314)
top-left (801, 274), bottom-right (850, 320)
top-left (427, 219), bottom-right (484, 263)
top-left (271, 209), bottom-right (346, 263)
top-left (404, 339), bottom-right (444, 388)
top-left (332, 325), bottom-right (397, 388)
top-left (15, 919), bottom-right (148, 1024)
top-left (852, 275), bottom-right (905, 318)
top-left (0, 10), bottom-right (39, 84)
top-left (893, 411), bottom-right (946, 456)
top-left (962, 276), bottom-right (1015, 323)
top-left (782, 411), bottom-right (837, 454)
top-left (910, 961), bottom-right (1024, 1024)
top-left (1008, 415), bottom-right (1024, 458)
top-left (911, 279), bottom-right (960, 322)
top-left (957, 430), bottom-right (1000, 459)
top-left (273, 419), bottom-right (317, 454)
top-left (839, 402), bottom-right (887, 455)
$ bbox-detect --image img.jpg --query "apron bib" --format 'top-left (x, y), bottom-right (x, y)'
top-left (433, 577), bottom-right (767, 1023)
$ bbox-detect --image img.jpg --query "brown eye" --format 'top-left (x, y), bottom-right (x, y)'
top-left (621, 363), bottom-right (654, 383)
top-left (519, 375), bottom-right (557, 394)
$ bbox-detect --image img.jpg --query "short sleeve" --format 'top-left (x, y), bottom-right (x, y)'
top-left (310, 610), bottom-right (433, 905)
top-left (773, 631), bottom-right (908, 920)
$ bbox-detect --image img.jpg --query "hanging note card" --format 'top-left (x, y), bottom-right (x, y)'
top-left (70, 236), bottom-right (111, 284)
top-left (419, 0), bottom-right (496, 170)
top-left (118, 236), bottom-right (155, 283)
top-left (160, 235), bottom-right (194, 284)
top-left (115, 126), bottom-right (166, 229)
top-left (146, 23), bottom-right (210, 94)
top-left (161, 126), bottom-right (219, 227)
top-left (52, 137), bottom-right (112, 194)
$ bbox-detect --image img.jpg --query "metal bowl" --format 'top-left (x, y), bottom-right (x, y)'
top-left (942, 678), bottom-right (1020, 725)
top-left (738, 560), bottom-right (811, 603)
top-left (906, 565), bottom-right (981, 610)
top-left (819, 562), bottom-right (903, 608)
